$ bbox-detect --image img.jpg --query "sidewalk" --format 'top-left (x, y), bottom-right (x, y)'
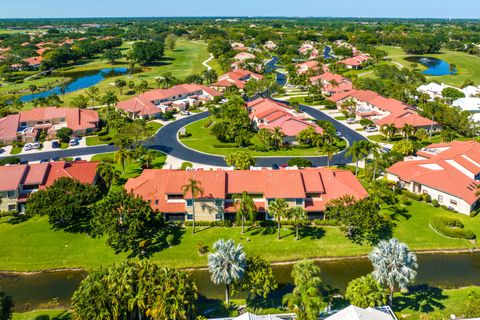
top-left (163, 154), bottom-right (226, 170)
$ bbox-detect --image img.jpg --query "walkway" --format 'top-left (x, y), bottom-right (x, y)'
top-left (202, 53), bottom-right (214, 71)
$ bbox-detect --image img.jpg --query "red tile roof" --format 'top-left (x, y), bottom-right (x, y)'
top-left (125, 168), bottom-right (368, 214)
top-left (17, 107), bottom-right (99, 132)
top-left (213, 69), bottom-right (263, 89)
top-left (388, 141), bottom-right (480, 205)
top-left (0, 114), bottom-right (20, 142)
top-left (42, 161), bottom-right (99, 188)
top-left (0, 165), bottom-right (27, 191)
top-left (340, 54), bottom-right (370, 67)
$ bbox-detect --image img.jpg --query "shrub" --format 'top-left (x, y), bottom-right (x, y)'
top-left (166, 234), bottom-right (175, 247)
top-left (184, 220), bottom-right (233, 227)
top-left (431, 216), bottom-right (476, 240)
top-left (197, 242), bottom-right (209, 255)
top-left (432, 199), bottom-right (440, 207)
top-left (0, 156), bottom-right (21, 166)
top-left (470, 209), bottom-right (480, 218)
top-left (359, 119), bottom-right (373, 126)
top-left (313, 219), bottom-right (339, 226)
top-left (288, 158), bottom-right (313, 167)
top-left (98, 135), bottom-right (112, 142)
top-left (181, 162), bottom-right (193, 170)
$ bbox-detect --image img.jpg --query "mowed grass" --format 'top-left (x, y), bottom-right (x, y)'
top-left (12, 309), bottom-right (72, 320)
top-left (0, 200), bottom-right (479, 271)
top-left (180, 118), bottom-right (346, 157)
top-left (378, 45), bottom-right (480, 86)
top-left (85, 121), bottom-right (162, 146)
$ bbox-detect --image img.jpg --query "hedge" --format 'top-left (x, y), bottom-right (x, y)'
top-left (431, 216), bottom-right (476, 240)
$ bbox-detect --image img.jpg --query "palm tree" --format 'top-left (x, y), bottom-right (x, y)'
top-left (28, 84), bottom-right (37, 99)
top-left (86, 86), bottom-right (100, 108)
top-left (322, 144), bottom-right (338, 167)
top-left (202, 69), bottom-right (218, 85)
top-left (271, 127), bottom-right (284, 149)
top-left (114, 79), bottom-right (127, 95)
top-left (380, 124), bottom-right (396, 141)
top-left (96, 161), bottom-right (120, 189)
top-left (232, 192), bottom-right (256, 234)
top-left (269, 198), bottom-right (289, 240)
top-left (401, 124), bottom-right (415, 140)
top-left (156, 73), bottom-right (176, 89)
top-left (286, 206), bottom-right (308, 241)
top-left (102, 90), bottom-right (118, 107)
top-left (346, 140), bottom-right (368, 176)
top-left (208, 239), bottom-right (246, 304)
top-left (142, 149), bottom-right (157, 169)
top-left (369, 238), bottom-right (418, 306)
top-left (181, 178), bottom-right (204, 234)
top-left (114, 147), bottom-right (131, 175)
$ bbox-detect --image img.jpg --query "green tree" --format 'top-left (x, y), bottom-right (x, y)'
top-left (233, 191), bottom-right (256, 234)
top-left (464, 291), bottom-right (480, 318)
top-left (86, 86), bottom-right (100, 107)
top-left (72, 260), bottom-right (198, 320)
top-left (271, 126), bottom-right (284, 149)
top-left (401, 124), bottom-right (415, 140)
top-left (415, 128), bottom-right (428, 141)
top-left (286, 206), bottom-right (308, 241)
top-left (370, 238), bottom-right (418, 305)
top-left (96, 161), bottom-right (120, 189)
top-left (208, 239), bottom-right (247, 304)
top-left (104, 49), bottom-right (122, 64)
top-left (115, 79), bottom-right (127, 95)
top-left (233, 255), bottom-right (278, 304)
top-left (182, 178), bottom-right (204, 235)
top-left (91, 190), bottom-right (164, 256)
top-left (225, 150), bottom-right (255, 170)
top-left (56, 127), bottom-right (73, 143)
top-left (283, 260), bottom-right (327, 320)
top-left (269, 198), bottom-right (289, 240)
top-left (380, 124), bottom-right (397, 141)
top-left (101, 90), bottom-right (119, 108)
top-left (345, 274), bottom-right (387, 308)
top-left (0, 288), bottom-right (13, 320)
top-left (71, 94), bottom-right (89, 109)
top-left (442, 87), bottom-right (465, 103)
top-left (322, 143), bottom-right (338, 168)
top-left (202, 69), bottom-right (218, 85)
top-left (25, 177), bottom-right (100, 232)
top-left (449, 63), bottom-right (457, 75)
top-left (392, 139), bottom-right (415, 156)
top-left (156, 72), bottom-right (177, 89)
top-left (165, 34), bottom-right (178, 51)
top-left (114, 147), bottom-right (131, 175)
top-left (346, 140), bottom-right (370, 176)
top-left (28, 84), bottom-right (37, 99)
top-left (132, 40), bottom-right (165, 65)
top-left (288, 158), bottom-right (313, 168)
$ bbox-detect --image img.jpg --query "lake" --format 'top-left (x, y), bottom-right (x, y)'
top-left (406, 56), bottom-right (456, 76)
top-left (20, 67), bottom-right (128, 103)
top-left (2, 252), bottom-right (480, 312)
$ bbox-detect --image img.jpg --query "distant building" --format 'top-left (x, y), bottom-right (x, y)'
top-left (387, 141), bottom-right (480, 215)
top-left (264, 41), bottom-right (277, 51)
top-left (247, 98), bottom-right (323, 143)
top-left (125, 168), bottom-right (368, 222)
top-left (212, 69), bottom-right (263, 91)
top-left (452, 97), bottom-right (480, 123)
top-left (310, 72), bottom-right (353, 95)
top-left (116, 84), bottom-right (221, 120)
top-left (417, 82), bottom-right (480, 101)
top-left (325, 305), bottom-right (397, 320)
top-left (234, 52), bottom-right (256, 61)
top-left (0, 107), bottom-right (99, 145)
top-left (339, 54), bottom-right (370, 69)
top-left (209, 312), bottom-right (295, 320)
top-left (296, 60), bottom-right (320, 75)
top-left (0, 161), bottom-right (99, 212)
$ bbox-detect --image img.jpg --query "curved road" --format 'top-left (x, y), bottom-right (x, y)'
top-left (2, 105), bottom-right (367, 167)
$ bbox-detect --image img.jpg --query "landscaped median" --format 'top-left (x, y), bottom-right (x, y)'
top-left (179, 118), bottom-right (347, 157)
top-left (0, 200), bottom-right (478, 272)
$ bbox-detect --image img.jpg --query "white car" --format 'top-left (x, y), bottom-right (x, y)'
top-left (69, 138), bottom-right (78, 146)
top-left (346, 118), bottom-right (357, 124)
top-left (365, 126), bottom-right (378, 133)
top-left (24, 143), bottom-right (33, 151)
top-left (32, 142), bottom-right (41, 149)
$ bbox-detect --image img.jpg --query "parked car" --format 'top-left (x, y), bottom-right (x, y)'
top-left (32, 142), bottom-right (41, 149)
top-left (52, 140), bottom-right (60, 148)
top-left (40, 159), bottom-right (50, 163)
top-left (346, 118), bottom-right (357, 124)
top-left (272, 164), bottom-right (279, 170)
top-left (74, 157), bottom-right (82, 161)
top-left (20, 160), bottom-right (28, 165)
top-left (365, 126), bottom-right (378, 133)
top-left (180, 110), bottom-right (191, 116)
top-left (24, 143), bottom-right (34, 151)
top-left (52, 156), bottom-right (60, 161)
top-left (69, 138), bottom-right (78, 146)
top-left (336, 131), bottom-right (342, 137)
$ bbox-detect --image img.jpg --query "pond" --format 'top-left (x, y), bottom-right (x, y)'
top-left (20, 67), bottom-right (128, 103)
top-left (323, 46), bottom-right (334, 59)
top-left (405, 56), bottom-right (456, 76)
top-left (2, 252), bottom-right (480, 312)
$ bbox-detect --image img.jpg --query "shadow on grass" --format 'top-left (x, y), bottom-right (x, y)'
top-left (5, 214), bottom-right (31, 225)
top-left (298, 226), bottom-right (326, 240)
top-left (197, 295), bottom-right (238, 318)
top-left (30, 310), bottom-right (72, 320)
top-left (249, 225), bottom-right (276, 236)
top-left (393, 284), bottom-right (447, 313)
top-left (140, 223), bottom-right (186, 259)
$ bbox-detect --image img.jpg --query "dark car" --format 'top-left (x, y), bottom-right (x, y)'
top-left (40, 159), bottom-right (50, 163)
top-left (52, 156), bottom-right (60, 161)
top-left (19, 160), bottom-right (28, 165)
top-left (272, 164), bottom-right (279, 170)
top-left (52, 140), bottom-right (60, 148)
top-left (74, 157), bottom-right (82, 161)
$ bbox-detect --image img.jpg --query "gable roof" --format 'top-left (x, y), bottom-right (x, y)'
top-left (326, 306), bottom-right (394, 320)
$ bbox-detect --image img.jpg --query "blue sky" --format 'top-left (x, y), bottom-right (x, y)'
top-left (1, 0), bottom-right (479, 19)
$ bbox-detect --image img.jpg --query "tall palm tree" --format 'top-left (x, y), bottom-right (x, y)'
top-left (28, 84), bottom-right (37, 99)
top-left (114, 79), bottom-right (127, 95)
top-left (102, 90), bottom-right (119, 107)
top-left (96, 161), bottom-right (120, 189)
top-left (401, 124), bottom-right (415, 140)
top-left (86, 86), bottom-right (100, 108)
top-left (202, 69), bottom-right (218, 85)
top-left (269, 198), bottom-right (289, 240)
top-left (380, 124), bottom-right (396, 141)
top-left (322, 144), bottom-right (338, 167)
top-left (272, 127), bottom-right (284, 150)
top-left (286, 206), bottom-right (308, 241)
top-left (232, 191), bottom-right (256, 234)
top-left (346, 140), bottom-right (367, 176)
top-left (181, 178), bottom-right (204, 234)
top-left (156, 72), bottom-right (176, 89)
top-left (369, 238), bottom-right (418, 306)
top-left (208, 239), bottom-right (246, 304)
top-left (114, 147), bottom-right (131, 175)
top-left (142, 149), bottom-right (157, 169)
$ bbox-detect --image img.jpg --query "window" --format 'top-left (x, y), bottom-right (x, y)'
top-left (215, 199), bottom-right (223, 207)
top-left (155, 199), bottom-right (159, 205)
top-left (7, 191), bottom-right (15, 198)
top-left (186, 199), bottom-right (193, 207)
top-left (186, 214), bottom-right (193, 220)
top-left (215, 213), bottom-right (223, 221)
top-left (7, 204), bottom-right (16, 211)
top-left (167, 194), bottom-right (184, 200)
top-left (438, 195), bottom-right (444, 203)
top-left (295, 199), bottom-right (304, 206)
top-left (450, 200), bottom-right (458, 206)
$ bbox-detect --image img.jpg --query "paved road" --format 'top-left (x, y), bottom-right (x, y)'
top-left (1, 104), bottom-right (367, 167)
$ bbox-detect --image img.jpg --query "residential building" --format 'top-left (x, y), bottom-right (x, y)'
top-left (452, 97), bottom-right (480, 123)
top-left (247, 98), bottom-right (323, 143)
top-left (339, 54), bottom-right (370, 69)
top-left (124, 168), bottom-right (368, 222)
top-left (310, 72), bottom-right (353, 95)
top-left (212, 69), bottom-right (263, 91)
top-left (296, 60), bottom-right (319, 75)
top-left (325, 306), bottom-right (397, 320)
top-left (264, 41), bottom-right (277, 51)
top-left (417, 82), bottom-right (480, 101)
top-left (116, 84), bottom-right (221, 119)
top-left (299, 42), bottom-right (319, 60)
top-left (0, 107), bottom-right (99, 145)
top-left (0, 161), bottom-right (99, 212)
top-left (234, 52), bottom-right (256, 61)
top-left (329, 89), bottom-right (440, 132)
top-left (24, 56), bottom-right (43, 68)
top-left (209, 313), bottom-right (295, 320)
top-left (387, 141), bottom-right (480, 215)
top-left (231, 42), bottom-right (247, 51)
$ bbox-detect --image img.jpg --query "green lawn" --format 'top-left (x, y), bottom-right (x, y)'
top-left (378, 45), bottom-right (480, 86)
top-left (0, 199), bottom-right (479, 271)
top-left (86, 121), bottom-right (163, 146)
top-left (13, 309), bottom-right (71, 320)
top-left (10, 147), bottom-right (22, 155)
top-left (180, 118), bottom-right (346, 157)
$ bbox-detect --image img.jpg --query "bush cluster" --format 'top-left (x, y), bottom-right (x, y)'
top-left (431, 216), bottom-right (476, 240)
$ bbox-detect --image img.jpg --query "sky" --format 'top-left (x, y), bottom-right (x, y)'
top-left (1, 0), bottom-right (480, 19)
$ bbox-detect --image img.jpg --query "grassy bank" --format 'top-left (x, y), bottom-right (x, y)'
top-left (180, 118), bottom-right (347, 157)
top-left (0, 199), bottom-right (479, 272)
top-left (378, 45), bottom-right (480, 86)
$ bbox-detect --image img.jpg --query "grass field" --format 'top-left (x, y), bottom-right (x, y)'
top-left (85, 121), bottom-right (162, 146)
top-left (0, 199), bottom-right (479, 272)
top-left (378, 45), bottom-right (480, 86)
top-left (180, 118), bottom-right (347, 157)
top-left (12, 309), bottom-right (71, 320)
